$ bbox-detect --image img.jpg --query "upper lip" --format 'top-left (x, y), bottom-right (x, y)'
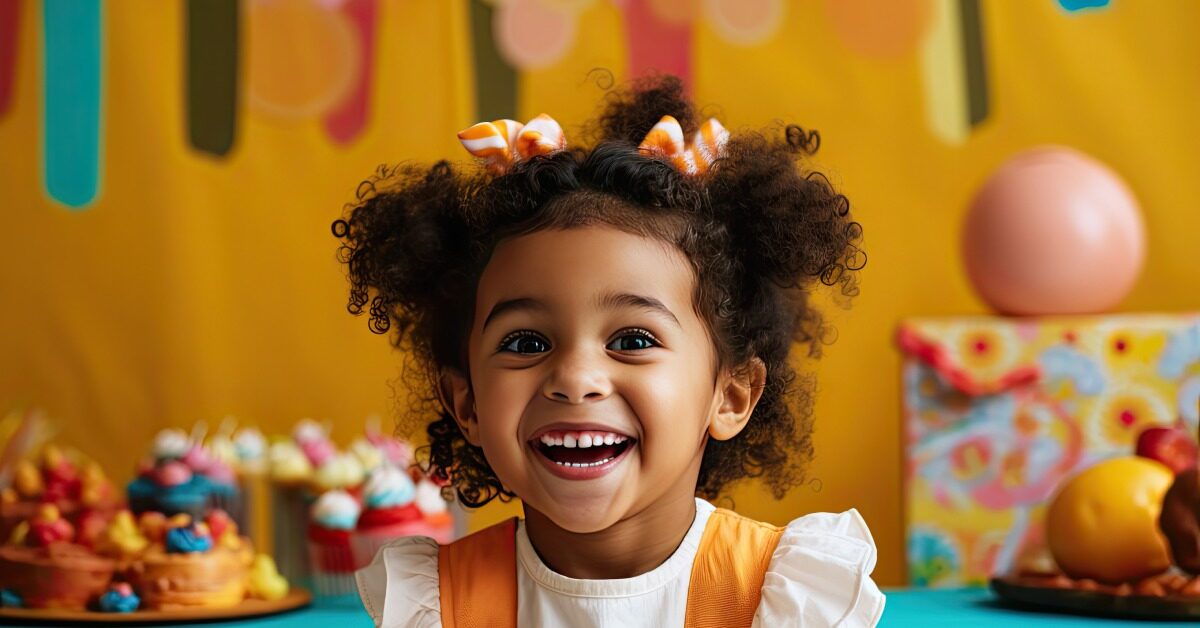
top-left (527, 422), bottom-right (637, 442)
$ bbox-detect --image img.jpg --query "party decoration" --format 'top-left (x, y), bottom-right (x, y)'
top-left (702, 0), bottom-right (783, 46)
top-left (186, 0), bottom-right (239, 157)
top-left (920, 0), bottom-right (989, 145)
top-left (1058, 0), bottom-right (1110, 12)
top-left (42, 0), bottom-right (102, 209)
top-left (494, 0), bottom-right (576, 70)
top-left (625, 0), bottom-right (692, 86)
top-left (322, 0), bottom-right (379, 145)
top-left (246, 0), bottom-right (360, 120)
top-left (825, 0), bottom-right (933, 59)
top-left (962, 146), bottom-right (1145, 315)
top-left (901, 314), bottom-right (1200, 587)
top-left (0, 0), bottom-right (17, 119)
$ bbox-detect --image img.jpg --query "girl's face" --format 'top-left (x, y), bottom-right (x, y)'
top-left (446, 225), bottom-right (757, 533)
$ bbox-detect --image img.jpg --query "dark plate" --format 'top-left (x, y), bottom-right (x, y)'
top-left (990, 577), bottom-right (1200, 621)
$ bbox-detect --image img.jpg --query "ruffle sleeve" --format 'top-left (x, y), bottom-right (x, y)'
top-left (355, 535), bottom-right (442, 628)
top-left (752, 509), bottom-right (886, 627)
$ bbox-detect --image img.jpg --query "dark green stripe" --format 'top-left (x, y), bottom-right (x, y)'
top-left (468, 0), bottom-right (516, 121)
top-left (959, 0), bottom-right (989, 127)
top-left (186, 0), bottom-right (238, 156)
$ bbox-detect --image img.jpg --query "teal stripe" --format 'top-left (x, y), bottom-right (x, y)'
top-left (43, 0), bottom-right (102, 209)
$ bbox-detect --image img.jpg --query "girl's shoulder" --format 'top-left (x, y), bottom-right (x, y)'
top-left (356, 535), bottom-right (441, 628)
top-left (753, 508), bottom-right (886, 627)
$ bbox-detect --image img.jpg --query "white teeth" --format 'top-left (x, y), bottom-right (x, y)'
top-left (553, 457), bottom-right (614, 468)
top-left (535, 431), bottom-right (632, 447)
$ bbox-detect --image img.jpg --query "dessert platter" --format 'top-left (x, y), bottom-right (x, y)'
top-left (991, 423), bottom-right (1200, 620)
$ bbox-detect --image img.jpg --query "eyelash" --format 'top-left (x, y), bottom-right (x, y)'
top-left (495, 328), bottom-right (662, 354)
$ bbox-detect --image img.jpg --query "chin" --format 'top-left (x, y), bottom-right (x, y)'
top-left (531, 494), bottom-right (625, 534)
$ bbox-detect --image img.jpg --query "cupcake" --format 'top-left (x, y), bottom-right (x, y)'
top-left (0, 446), bottom-right (120, 543)
top-left (306, 490), bottom-right (360, 597)
top-left (0, 504), bottom-right (116, 609)
top-left (126, 429), bottom-right (239, 521)
top-left (231, 426), bottom-right (272, 556)
top-left (351, 466), bottom-right (423, 565)
top-left (128, 512), bottom-right (253, 610)
top-left (268, 440), bottom-right (315, 584)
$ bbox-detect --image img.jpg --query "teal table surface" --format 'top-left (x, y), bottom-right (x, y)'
top-left (879, 587), bottom-right (1197, 627)
top-left (91, 588), bottom-right (1197, 627)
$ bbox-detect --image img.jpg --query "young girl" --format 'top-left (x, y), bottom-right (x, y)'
top-left (337, 76), bottom-right (882, 627)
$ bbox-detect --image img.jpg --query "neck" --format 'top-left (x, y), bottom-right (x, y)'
top-left (522, 490), bottom-right (698, 580)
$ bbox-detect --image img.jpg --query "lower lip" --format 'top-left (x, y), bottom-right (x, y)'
top-left (530, 441), bottom-right (634, 481)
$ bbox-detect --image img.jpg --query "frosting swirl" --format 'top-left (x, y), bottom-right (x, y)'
top-left (314, 453), bottom-right (365, 491)
top-left (311, 490), bottom-right (361, 530)
top-left (414, 479), bottom-right (448, 515)
top-left (165, 525), bottom-right (214, 554)
top-left (0, 589), bottom-right (21, 608)
top-left (152, 429), bottom-right (191, 460)
top-left (364, 466), bottom-right (416, 509)
top-left (269, 442), bottom-right (313, 482)
top-left (234, 427), bottom-right (266, 466)
top-left (98, 583), bottom-right (140, 613)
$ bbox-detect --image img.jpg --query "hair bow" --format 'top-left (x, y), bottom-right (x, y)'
top-left (457, 114), bottom-right (566, 174)
top-left (638, 115), bottom-right (729, 176)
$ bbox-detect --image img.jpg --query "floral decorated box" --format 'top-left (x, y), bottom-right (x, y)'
top-left (899, 314), bottom-right (1200, 587)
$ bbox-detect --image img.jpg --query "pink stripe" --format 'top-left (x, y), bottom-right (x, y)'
top-left (323, 0), bottom-right (377, 145)
top-left (0, 0), bottom-right (18, 118)
top-left (623, 0), bottom-right (691, 91)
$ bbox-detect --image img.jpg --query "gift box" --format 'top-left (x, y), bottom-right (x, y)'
top-left (900, 314), bottom-right (1200, 587)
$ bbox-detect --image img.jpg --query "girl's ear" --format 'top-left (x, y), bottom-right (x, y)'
top-left (709, 357), bottom-right (767, 441)
top-left (437, 368), bottom-right (481, 446)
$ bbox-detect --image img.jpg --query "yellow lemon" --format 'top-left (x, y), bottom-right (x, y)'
top-left (1046, 456), bottom-right (1173, 584)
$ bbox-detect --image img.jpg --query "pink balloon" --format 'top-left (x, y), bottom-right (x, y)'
top-left (962, 147), bottom-right (1145, 315)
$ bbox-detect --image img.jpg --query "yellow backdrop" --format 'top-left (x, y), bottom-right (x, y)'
top-left (3, 0), bottom-right (1200, 586)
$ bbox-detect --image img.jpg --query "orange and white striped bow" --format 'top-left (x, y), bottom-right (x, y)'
top-left (638, 115), bottom-right (729, 176)
top-left (457, 114), bottom-right (566, 174)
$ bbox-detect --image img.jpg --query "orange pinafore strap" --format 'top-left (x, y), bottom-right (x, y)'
top-left (437, 510), bottom-right (783, 628)
top-left (683, 508), bottom-right (785, 628)
top-left (438, 517), bottom-right (519, 628)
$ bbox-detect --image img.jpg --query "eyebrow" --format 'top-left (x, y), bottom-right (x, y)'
top-left (597, 291), bottom-right (681, 328)
top-left (480, 292), bottom-right (681, 331)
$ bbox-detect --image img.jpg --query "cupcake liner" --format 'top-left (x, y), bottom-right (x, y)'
top-left (240, 472), bottom-right (272, 556)
top-left (270, 483), bottom-right (312, 585)
top-left (307, 540), bottom-right (358, 598)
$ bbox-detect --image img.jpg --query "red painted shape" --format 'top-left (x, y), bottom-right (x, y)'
top-left (623, 0), bottom-right (691, 89)
top-left (896, 326), bottom-right (1042, 397)
top-left (324, 0), bottom-right (378, 145)
top-left (0, 0), bottom-right (19, 118)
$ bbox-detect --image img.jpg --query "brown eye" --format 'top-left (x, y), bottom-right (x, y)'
top-left (607, 329), bottom-right (659, 352)
top-left (499, 332), bottom-right (550, 354)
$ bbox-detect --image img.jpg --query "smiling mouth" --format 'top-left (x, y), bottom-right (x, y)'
top-left (530, 431), bottom-right (636, 469)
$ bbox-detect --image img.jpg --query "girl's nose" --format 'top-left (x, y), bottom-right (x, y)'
top-left (542, 349), bottom-right (612, 404)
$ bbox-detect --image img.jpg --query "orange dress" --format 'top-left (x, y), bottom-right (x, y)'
top-left (438, 508), bottom-right (784, 628)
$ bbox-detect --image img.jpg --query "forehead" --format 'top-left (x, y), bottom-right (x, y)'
top-left (475, 226), bottom-right (696, 318)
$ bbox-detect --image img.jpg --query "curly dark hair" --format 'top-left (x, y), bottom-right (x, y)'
top-left (332, 75), bottom-right (863, 508)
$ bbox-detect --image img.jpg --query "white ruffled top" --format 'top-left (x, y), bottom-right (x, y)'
top-left (356, 498), bottom-right (885, 627)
